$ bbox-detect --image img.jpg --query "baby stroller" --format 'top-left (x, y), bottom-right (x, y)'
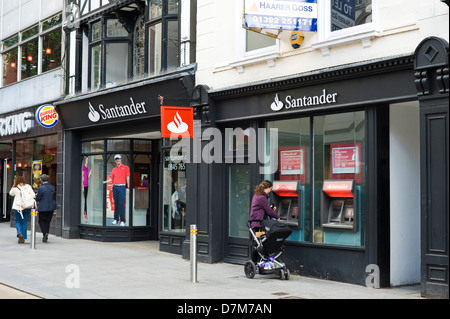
top-left (245, 219), bottom-right (292, 280)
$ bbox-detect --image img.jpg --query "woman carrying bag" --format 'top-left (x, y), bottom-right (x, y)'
top-left (9, 176), bottom-right (36, 244)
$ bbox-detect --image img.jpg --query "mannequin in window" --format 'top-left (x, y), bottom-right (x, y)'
top-left (82, 156), bottom-right (92, 222)
top-left (171, 182), bottom-right (186, 228)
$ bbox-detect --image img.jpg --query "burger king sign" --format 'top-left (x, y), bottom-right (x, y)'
top-left (36, 104), bottom-right (59, 128)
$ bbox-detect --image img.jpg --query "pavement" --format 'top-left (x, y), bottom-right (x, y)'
top-left (0, 222), bottom-right (424, 301)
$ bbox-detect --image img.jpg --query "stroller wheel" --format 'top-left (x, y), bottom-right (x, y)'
top-left (284, 268), bottom-right (290, 280)
top-left (279, 268), bottom-right (290, 280)
top-left (244, 261), bottom-right (257, 279)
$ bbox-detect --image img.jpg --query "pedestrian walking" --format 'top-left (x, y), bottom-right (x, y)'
top-left (35, 174), bottom-right (57, 242)
top-left (9, 176), bottom-right (35, 244)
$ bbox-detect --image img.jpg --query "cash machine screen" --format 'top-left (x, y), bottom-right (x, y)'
top-left (329, 199), bottom-right (344, 223)
top-left (279, 200), bottom-right (291, 220)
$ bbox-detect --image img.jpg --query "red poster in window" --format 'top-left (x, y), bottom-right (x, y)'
top-left (330, 142), bottom-right (362, 184)
top-left (279, 146), bottom-right (307, 184)
top-left (161, 106), bottom-right (194, 138)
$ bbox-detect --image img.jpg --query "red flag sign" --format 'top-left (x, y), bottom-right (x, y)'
top-left (161, 106), bottom-right (194, 138)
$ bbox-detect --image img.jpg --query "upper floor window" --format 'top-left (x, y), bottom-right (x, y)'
top-left (88, 17), bottom-right (130, 90)
top-left (1, 13), bottom-right (62, 87)
top-left (148, 0), bottom-right (179, 75)
top-left (76, 0), bottom-right (180, 93)
top-left (314, 0), bottom-right (378, 54)
top-left (330, 0), bottom-right (372, 32)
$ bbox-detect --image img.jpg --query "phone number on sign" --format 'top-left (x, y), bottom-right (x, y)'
top-left (245, 14), bottom-right (317, 31)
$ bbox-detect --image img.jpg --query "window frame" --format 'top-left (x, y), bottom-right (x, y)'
top-left (0, 13), bottom-right (62, 87)
top-left (223, 0), bottom-right (280, 73)
top-left (146, 0), bottom-right (180, 75)
top-left (313, 0), bottom-right (379, 54)
top-left (83, 1), bottom-right (180, 91)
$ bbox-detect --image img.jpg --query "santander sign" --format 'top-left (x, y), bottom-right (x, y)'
top-left (270, 89), bottom-right (338, 111)
top-left (160, 106), bottom-right (194, 138)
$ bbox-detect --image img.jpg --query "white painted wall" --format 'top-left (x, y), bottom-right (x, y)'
top-left (0, 0), bottom-right (63, 113)
top-left (389, 101), bottom-right (421, 286)
top-left (196, 0), bottom-right (449, 90)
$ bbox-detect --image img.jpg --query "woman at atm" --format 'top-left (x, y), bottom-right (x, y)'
top-left (249, 180), bottom-right (280, 231)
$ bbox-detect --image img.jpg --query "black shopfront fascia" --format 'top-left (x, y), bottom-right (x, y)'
top-left (55, 71), bottom-right (195, 241)
top-left (188, 55), bottom-right (418, 286)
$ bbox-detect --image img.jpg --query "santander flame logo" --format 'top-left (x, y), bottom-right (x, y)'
top-left (167, 111), bottom-right (189, 134)
top-left (270, 94), bottom-right (284, 111)
top-left (88, 102), bottom-right (100, 122)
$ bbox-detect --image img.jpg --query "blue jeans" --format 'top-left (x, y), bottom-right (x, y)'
top-left (113, 185), bottom-right (126, 222)
top-left (15, 209), bottom-right (31, 239)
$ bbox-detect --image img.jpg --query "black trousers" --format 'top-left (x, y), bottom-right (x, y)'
top-left (83, 186), bottom-right (88, 213)
top-left (39, 211), bottom-right (54, 235)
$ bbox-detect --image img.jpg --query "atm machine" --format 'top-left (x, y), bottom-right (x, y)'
top-left (321, 179), bottom-right (361, 245)
top-left (270, 181), bottom-right (305, 240)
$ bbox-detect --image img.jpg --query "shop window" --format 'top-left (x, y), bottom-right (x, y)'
top-left (264, 111), bottom-right (365, 247)
top-left (107, 139), bottom-right (130, 152)
top-left (132, 154), bottom-right (152, 226)
top-left (265, 118), bottom-right (311, 241)
top-left (313, 111), bottom-right (365, 246)
top-left (82, 140), bottom-right (105, 153)
top-left (15, 135), bottom-right (58, 191)
top-left (134, 139), bottom-right (152, 152)
top-left (81, 155), bottom-right (104, 226)
top-left (228, 165), bottom-right (251, 238)
top-left (81, 139), bottom-right (154, 227)
top-left (105, 154), bottom-right (130, 226)
top-left (162, 147), bottom-right (186, 232)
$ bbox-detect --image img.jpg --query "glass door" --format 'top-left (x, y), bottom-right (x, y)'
top-left (224, 164), bottom-right (251, 262)
top-left (132, 154), bottom-right (151, 226)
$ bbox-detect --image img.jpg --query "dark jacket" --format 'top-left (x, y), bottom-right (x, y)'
top-left (249, 193), bottom-right (279, 229)
top-left (36, 182), bottom-right (57, 212)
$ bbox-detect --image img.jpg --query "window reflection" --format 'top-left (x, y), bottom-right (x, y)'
top-left (81, 155), bottom-right (104, 225)
top-left (162, 148), bottom-right (186, 232)
top-left (264, 112), bottom-right (366, 247)
top-left (228, 165), bottom-right (250, 238)
top-left (331, 0), bottom-right (372, 31)
top-left (15, 135), bottom-right (58, 191)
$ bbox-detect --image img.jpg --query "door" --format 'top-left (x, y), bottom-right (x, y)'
top-left (224, 164), bottom-right (252, 263)
top-left (1, 158), bottom-right (12, 221)
top-left (132, 154), bottom-right (151, 226)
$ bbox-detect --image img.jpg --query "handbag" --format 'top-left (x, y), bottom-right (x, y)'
top-left (17, 185), bottom-right (36, 209)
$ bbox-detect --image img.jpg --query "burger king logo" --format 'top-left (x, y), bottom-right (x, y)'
top-left (36, 104), bottom-right (59, 128)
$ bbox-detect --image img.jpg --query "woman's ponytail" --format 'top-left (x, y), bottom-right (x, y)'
top-left (254, 180), bottom-right (273, 195)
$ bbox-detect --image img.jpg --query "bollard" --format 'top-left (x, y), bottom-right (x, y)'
top-left (190, 224), bottom-right (198, 283)
top-left (30, 209), bottom-right (37, 249)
